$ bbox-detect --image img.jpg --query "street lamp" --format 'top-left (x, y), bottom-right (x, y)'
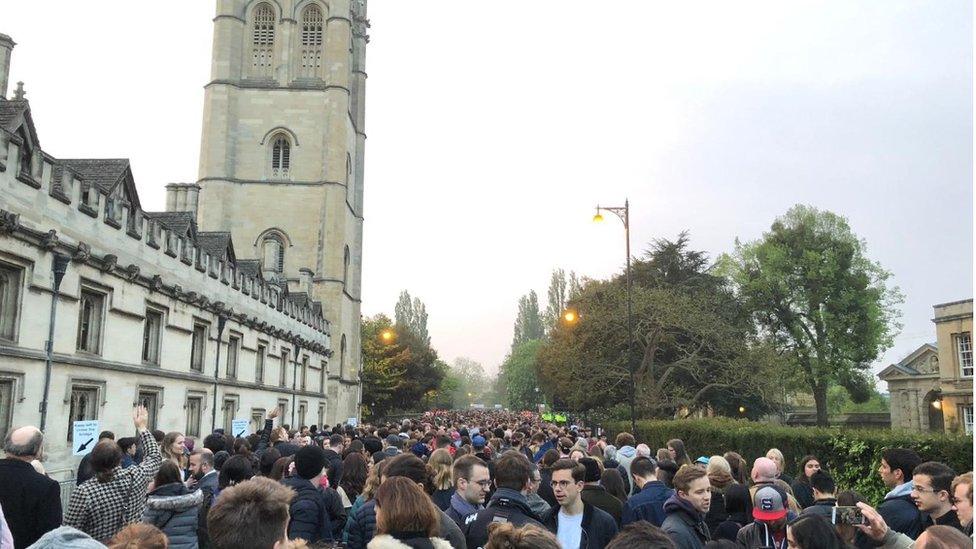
top-left (380, 329), bottom-right (395, 343)
top-left (40, 253), bottom-right (71, 432)
top-left (593, 199), bottom-right (636, 434)
top-left (562, 309), bottom-right (579, 324)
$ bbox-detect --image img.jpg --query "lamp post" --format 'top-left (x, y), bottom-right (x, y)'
top-left (40, 253), bottom-right (71, 432)
top-left (291, 341), bottom-right (301, 428)
top-left (210, 314), bottom-right (227, 433)
top-left (593, 199), bottom-right (636, 434)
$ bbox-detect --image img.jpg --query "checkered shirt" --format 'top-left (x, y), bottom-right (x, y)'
top-left (63, 429), bottom-right (161, 542)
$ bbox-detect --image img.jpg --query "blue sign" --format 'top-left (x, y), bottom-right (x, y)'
top-left (72, 420), bottom-right (100, 456)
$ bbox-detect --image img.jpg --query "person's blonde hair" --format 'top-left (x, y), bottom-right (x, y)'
top-left (375, 477), bottom-right (440, 538)
top-left (766, 448), bottom-right (786, 473)
top-left (952, 472), bottom-right (973, 505)
top-left (485, 522), bottom-right (560, 549)
top-left (108, 523), bottom-right (168, 549)
top-left (429, 448), bottom-right (454, 491)
top-left (706, 455), bottom-right (731, 476)
top-left (363, 459), bottom-right (388, 501)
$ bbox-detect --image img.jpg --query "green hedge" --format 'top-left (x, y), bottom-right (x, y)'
top-left (610, 418), bottom-right (973, 504)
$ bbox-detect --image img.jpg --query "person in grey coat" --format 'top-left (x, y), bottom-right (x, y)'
top-left (142, 462), bottom-right (204, 549)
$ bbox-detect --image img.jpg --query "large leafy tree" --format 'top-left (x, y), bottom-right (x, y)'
top-left (361, 313), bottom-right (444, 418)
top-left (500, 340), bottom-right (544, 411)
top-left (512, 291), bottom-right (544, 348)
top-left (394, 290), bottom-right (430, 345)
top-left (720, 205), bottom-right (902, 425)
top-left (542, 269), bottom-right (582, 333)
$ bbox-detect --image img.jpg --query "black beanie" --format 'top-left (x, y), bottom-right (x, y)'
top-left (294, 445), bottom-right (327, 480)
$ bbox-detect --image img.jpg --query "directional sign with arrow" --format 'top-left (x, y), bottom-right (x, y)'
top-left (72, 420), bottom-right (99, 456)
top-left (231, 419), bottom-right (251, 438)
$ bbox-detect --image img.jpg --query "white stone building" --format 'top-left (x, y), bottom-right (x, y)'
top-left (0, 0), bottom-right (366, 480)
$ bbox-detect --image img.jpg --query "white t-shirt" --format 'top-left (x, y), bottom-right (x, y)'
top-left (556, 508), bottom-right (583, 549)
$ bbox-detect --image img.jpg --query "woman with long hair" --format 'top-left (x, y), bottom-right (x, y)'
top-left (600, 468), bottom-right (628, 503)
top-left (705, 456), bottom-right (736, 534)
top-left (791, 455), bottom-right (821, 509)
top-left (786, 514), bottom-right (849, 549)
top-left (141, 462), bottom-right (203, 549)
top-left (340, 451), bottom-right (370, 507)
top-left (345, 459), bottom-right (389, 544)
top-left (765, 448), bottom-right (794, 486)
top-left (666, 438), bottom-right (692, 467)
top-left (369, 477), bottom-right (451, 548)
top-left (160, 432), bottom-right (188, 480)
top-left (428, 448), bottom-right (454, 511)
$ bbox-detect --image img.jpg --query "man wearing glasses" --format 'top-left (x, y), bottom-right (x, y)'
top-left (448, 455), bottom-right (491, 527)
top-left (912, 461), bottom-right (964, 532)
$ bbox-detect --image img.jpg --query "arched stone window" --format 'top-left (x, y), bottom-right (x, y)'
top-left (299, 5), bottom-right (324, 79)
top-left (343, 245), bottom-right (350, 287)
top-left (271, 134), bottom-right (290, 178)
top-left (340, 334), bottom-right (347, 377)
top-left (262, 234), bottom-right (285, 273)
top-left (251, 3), bottom-right (276, 78)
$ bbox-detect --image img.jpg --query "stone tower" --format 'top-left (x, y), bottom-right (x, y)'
top-left (194, 0), bottom-right (367, 418)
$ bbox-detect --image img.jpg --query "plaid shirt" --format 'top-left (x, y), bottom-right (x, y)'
top-left (63, 429), bottom-right (161, 542)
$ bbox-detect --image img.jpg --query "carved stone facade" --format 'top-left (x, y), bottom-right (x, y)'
top-left (880, 299), bottom-right (973, 435)
top-left (0, 0), bottom-right (366, 479)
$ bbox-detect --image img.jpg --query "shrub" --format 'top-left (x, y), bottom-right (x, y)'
top-left (611, 418), bottom-right (972, 503)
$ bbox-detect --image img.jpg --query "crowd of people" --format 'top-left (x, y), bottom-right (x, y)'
top-left (0, 408), bottom-right (971, 549)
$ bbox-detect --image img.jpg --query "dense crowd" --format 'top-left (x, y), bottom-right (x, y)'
top-left (0, 408), bottom-right (971, 549)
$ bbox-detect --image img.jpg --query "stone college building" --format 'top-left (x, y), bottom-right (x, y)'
top-left (0, 0), bottom-right (367, 478)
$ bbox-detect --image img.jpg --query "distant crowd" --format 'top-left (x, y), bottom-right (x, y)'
top-left (0, 408), bottom-right (971, 549)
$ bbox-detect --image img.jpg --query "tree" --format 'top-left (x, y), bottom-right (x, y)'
top-left (361, 313), bottom-right (444, 418)
top-left (542, 269), bottom-right (582, 333)
top-left (394, 290), bottom-right (430, 345)
top-left (720, 205), bottom-right (902, 426)
top-left (500, 340), bottom-right (543, 411)
top-left (512, 291), bottom-right (544, 348)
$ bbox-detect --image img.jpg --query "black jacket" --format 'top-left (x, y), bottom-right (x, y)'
top-left (0, 459), bottom-right (62, 549)
top-left (538, 469), bottom-right (557, 508)
top-left (661, 495), bottom-right (710, 549)
top-left (541, 503), bottom-right (618, 549)
top-left (580, 485), bottom-right (623, 526)
top-left (878, 492), bottom-right (925, 539)
top-left (464, 488), bottom-right (542, 549)
top-left (790, 481), bottom-right (815, 509)
top-left (194, 471), bottom-right (219, 549)
top-left (281, 476), bottom-right (346, 543)
top-left (322, 448), bottom-right (344, 486)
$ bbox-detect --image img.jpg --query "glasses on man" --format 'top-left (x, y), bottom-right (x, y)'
top-left (551, 480), bottom-right (576, 489)
top-left (463, 478), bottom-right (492, 488)
top-left (912, 486), bottom-right (942, 494)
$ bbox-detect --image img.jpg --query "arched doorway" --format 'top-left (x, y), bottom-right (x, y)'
top-left (924, 390), bottom-right (944, 432)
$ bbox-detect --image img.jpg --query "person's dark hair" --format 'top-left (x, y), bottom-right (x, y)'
top-left (107, 523), bottom-right (168, 549)
top-left (880, 448), bottom-right (922, 484)
top-left (551, 458), bottom-right (585, 482)
top-left (453, 454), bottom-right (487, 486)
top-left (809, 470), bottom-right (836, 495)
top-left (919, 525), bottom-right (975, 548)
top-left (259, 448), bottom-right (281, 476)
top-left (270, 456), bottom-right (293, 481)
top-left (218, 454), bottom-right (253, 489)
top-left (631, 456), bottom-right (657, 479)
top-left (151, 429), bottom-right (165, 443)
top-left (364, 436), bottom-right (383, 456)
top-left (667, 439), bottom-right (691, 467)
top-left (787, 514), bottom-right (846, 549)
top-left (117, 437), bottom-right (137, 454)
top-left (341, 451), bottom-right (369, 500)
top-left (673, 464), bottom-right (707, 494)
top-left (605, 521), bottom-right (676, 549)
top-left (485, 522), bottom-right (561, 549)
top-left (703, 541), bottom-right (739, 549)
top-left (329, 434), bottom-right (344, 447)
top-left (207, 477), bottom-right (293, 549)
top-left (913, 461), bottom-right (957, 493)
top-left (2, 428), bottom-right (43, 457)
top-left (91, 439), bottom-right (123, 483)
top-left (723, 452), bottom-right (748, 485)
top-left (615, 432), bottom-right (636, 448)
top-left (493, 451), bottom-right (533, 491)
top-left (384, 453), bottom-right (432, 491)
top-left (541, 449), bottom-right (560, 468)
top-left (836, 490), bottom-right (863, 507)
top-left (796, 455), bottom-right (819, 484)
top-left (153, 460), bottom-right (183, 488)
top-left (374, 476), bottom-right (441, 538)
top-left (204, 433), bottom-right (226, 454)
top-left (600, 468), bottom-right (628, 503)
top-left (99, 430), bottom-right (115, 441)
top-left (213, 450), bottom-right (230, 471)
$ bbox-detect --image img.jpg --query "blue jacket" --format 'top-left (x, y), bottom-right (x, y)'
top-left (878, 482), bottom-right (925, 540)
top-left (281, 476), bottom-right (335, 544)
top-left (621, 481), bottom-right (673, 527)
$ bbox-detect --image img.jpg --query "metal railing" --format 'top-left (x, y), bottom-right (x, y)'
top-left (58, 478), bottom-right (76, 510)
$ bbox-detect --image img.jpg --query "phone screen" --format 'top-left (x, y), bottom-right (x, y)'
top-left (832, 506), bottom-right (865, 525)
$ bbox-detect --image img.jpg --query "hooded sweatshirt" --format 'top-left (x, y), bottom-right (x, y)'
top-left (661, 495), bottom-right (710, 549)
top-left (878, 480), bottom-right (925, 539)
top-left (23, 526), bottom-right (105, 549)
top-left (615, 446), bottom-right (638, 495)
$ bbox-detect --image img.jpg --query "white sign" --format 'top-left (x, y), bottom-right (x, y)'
top-left (72, 420), bottom-right (100, 456)
top-left (346, 417), bottom-right (358, 427)
top-left (231, 419), bottom-right (251, 438)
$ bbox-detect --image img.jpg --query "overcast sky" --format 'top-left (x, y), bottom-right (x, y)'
top-left (5, 1), bottom-right (972, 383)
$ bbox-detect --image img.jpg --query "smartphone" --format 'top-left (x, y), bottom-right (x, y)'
top-left (832, 506), bottom-right (865, 525)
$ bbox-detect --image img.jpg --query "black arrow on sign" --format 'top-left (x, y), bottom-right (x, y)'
top-left (236, 430), bottom-right (246, 438)
top-left (76, 437), bottom-right (94, 453)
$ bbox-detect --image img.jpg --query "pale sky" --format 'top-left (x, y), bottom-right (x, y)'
top-left (5, 1), bottom-right (973, 382)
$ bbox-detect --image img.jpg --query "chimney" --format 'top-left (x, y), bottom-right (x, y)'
top-left (165, 183), bottom-right (201, 218)
top-left (0, 33), bottom-right (15, 100)
top-left (299, 268), bottom-right (314, 295)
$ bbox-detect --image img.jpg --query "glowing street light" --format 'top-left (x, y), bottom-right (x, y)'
top-left (562, 309), bottom-right (579, 324)
top-left (380, 329), bottom-right (395, 343)
top-left (738, 406), bottom-right (746, 414)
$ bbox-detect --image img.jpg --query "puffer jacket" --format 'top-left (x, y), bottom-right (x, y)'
top-left (280, 476), bottom-right (337, 544)
top-left (367, 534), bottom-right (453, 549)
top-left (141, 482), bottom-right (204, 549)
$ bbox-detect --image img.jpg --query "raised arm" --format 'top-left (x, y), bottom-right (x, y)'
top-left (134, 406), bottom-right (161, 480)
top-left (256, 407), bottom-right (279, 454)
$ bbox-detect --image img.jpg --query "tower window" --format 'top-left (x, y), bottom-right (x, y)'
top-left (262, 234), bottom-right (285, 273)
top-left (343, 245), bottom-right (350, 287)
top-left (251, 3), bottom-right (276, 78)
top-left (300, 5), bottom-right (324, 79)
top-left (271, 135), bottom-right (290, 178)
top-left (340, 334), bottom-right (347, 378)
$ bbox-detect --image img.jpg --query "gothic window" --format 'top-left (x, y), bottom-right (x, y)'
top-left (262, 234), bottom-right (285, 273)
top-left (271, 135), bottom-right (291, 179)
top-left (343, 245), bottom-right (350, 287)
top-left (0, 262), bottom-right (22, 342)
top-left (339, 334), bottom-right (346, 378)
top-left (141, 309), bottom-right (163, 365)
top-left (67, 385), bottom-right (99, 441)
top-left (76, 289), bottom-right (105, 354)
top-left (251, 3), bottom-right (276, 78)
top-left (300, 5), bottom-right (324, 79)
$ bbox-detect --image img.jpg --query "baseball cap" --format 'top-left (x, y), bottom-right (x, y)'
top-left (472, 435), bottom-right (486, 448)
top-left (695, 456), bottom-right (710, 465)
top-left (753, 486), bottom-right (788, 521)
